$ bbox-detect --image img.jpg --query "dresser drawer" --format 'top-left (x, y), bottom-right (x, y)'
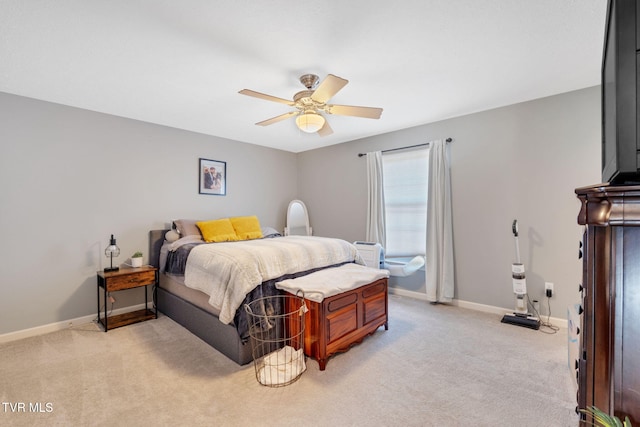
top-left (105, 270), bottom-right (156, 291)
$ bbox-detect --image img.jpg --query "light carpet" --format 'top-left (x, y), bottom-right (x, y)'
top-left (0, 295), bottom-right (578, 426)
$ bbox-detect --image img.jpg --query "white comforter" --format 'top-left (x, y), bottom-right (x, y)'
top-left (184, 236), bottom-right (364, 324)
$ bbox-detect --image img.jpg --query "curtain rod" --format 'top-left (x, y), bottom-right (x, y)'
top-left (357, 138), bottom-right (452, 157)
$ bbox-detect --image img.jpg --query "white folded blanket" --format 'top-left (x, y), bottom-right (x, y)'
top-left (276, 263), bottom-right (390, 303)
top-left (258, 346), bottom-right (306, 386)
top-left (384, 255), bottom-right (425, 277)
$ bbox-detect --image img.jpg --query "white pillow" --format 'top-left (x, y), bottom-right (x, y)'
top-left (165, 230), bottom-right (180, 242)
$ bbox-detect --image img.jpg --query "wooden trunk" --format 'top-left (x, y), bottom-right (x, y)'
top-left (301, 278), bottom-right (388, 370)
top-left (575, 184), bottom-right (640, 425)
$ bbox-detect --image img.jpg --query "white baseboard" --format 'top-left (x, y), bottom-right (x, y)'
top-left (388, 287), bottom-right (431, 301)
top-left (2, 290), bottom-right (567, 344)
top-left (0, 303), bottom-right (151, 344)
top-left (388, 287), bottom-right (567, 329)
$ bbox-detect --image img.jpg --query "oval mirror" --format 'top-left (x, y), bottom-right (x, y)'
top-left (285, 200), bottom-right (312, 236)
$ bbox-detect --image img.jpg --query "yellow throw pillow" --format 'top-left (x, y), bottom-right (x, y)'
top-left (230, 215), bottom-right (263, 240)
top-left (196, 218), bottom-right (239, 243)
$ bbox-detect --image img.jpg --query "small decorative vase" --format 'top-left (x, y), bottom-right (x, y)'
top-left (131, 257), bottom-right (143, 268)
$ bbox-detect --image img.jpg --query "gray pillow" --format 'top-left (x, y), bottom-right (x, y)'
top-left (174, 219), bottom-right (202, 237)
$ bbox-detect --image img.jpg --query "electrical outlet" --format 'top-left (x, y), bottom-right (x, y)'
top-left (108, 295), bottom-right (116, 304)
top-left (545, 282), bottom-right (554, 298)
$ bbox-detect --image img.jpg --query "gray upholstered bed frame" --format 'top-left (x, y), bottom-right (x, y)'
top-left (149, 230), bottom-right (253, 365)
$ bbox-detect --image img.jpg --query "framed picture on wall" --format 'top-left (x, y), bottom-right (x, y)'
top-left (199, 158), bottom-right (226, 196)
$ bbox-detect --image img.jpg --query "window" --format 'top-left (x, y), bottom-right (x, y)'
top-left (382, 148), bottom-right (429, 257)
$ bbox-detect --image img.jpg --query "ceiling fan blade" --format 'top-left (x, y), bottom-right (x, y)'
top-left (327, 104), bottom-right (383, 119)
top-left (317, 120), bottom-right (333, 137)
top-left (239, 89), bottom-right (294, 105)
top-left (255, 111), bottom-right (298, 126)
top-left (311, 74), bottom-right (348, 103)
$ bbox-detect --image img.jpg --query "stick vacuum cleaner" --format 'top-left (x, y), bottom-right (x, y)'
top-left (500, 220), bottom-right (540, 330)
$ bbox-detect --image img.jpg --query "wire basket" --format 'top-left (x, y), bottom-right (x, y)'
top-left (244, 292), bottom-right (307, 387)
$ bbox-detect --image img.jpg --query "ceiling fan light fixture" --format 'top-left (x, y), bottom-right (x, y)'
top-left (295, 112), bottom-right (325, 133)
top-left (239, 73), bottom-right (382, 137)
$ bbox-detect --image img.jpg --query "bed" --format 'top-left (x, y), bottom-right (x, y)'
top-left (148, 225), bottom-right (364, 365)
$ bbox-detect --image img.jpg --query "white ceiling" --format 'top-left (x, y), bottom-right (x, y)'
top-left (0, 0), bottom-right (607, 153)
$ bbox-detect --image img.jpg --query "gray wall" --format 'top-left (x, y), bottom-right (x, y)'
top-left (0, 92), bottom-right (297, 335)
top-left (298, 87), bottom-right (601, 317)
top-left (0, 86), bottom-right (601, 335)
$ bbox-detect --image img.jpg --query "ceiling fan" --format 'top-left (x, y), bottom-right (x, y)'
top-left (239, 74), bottom-right (383, 136)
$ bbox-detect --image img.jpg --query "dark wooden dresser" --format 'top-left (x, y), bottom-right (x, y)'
top-left (575, 184), bottom-right (640, 424)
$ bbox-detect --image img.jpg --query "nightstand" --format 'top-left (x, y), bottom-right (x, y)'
top-left (97, 265), bottom-right (158, 331)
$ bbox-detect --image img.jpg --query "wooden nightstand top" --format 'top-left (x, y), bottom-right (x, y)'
top-left (97, 265), bottom-right (157, 279)
top-left (98, 266), bottom-right (157, 292)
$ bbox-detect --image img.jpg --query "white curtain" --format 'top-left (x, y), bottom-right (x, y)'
top-left (366, 151), bottom-right (386, 247)
top-left (426, 140), bottom-right (454, 302)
